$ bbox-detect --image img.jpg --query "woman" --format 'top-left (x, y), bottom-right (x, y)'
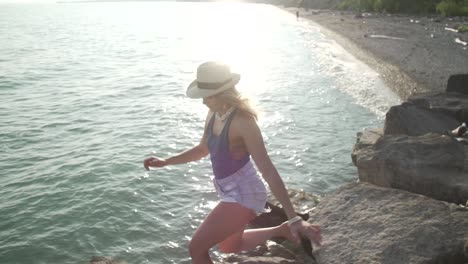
top-left (144, 61), bottom-right (322, 263)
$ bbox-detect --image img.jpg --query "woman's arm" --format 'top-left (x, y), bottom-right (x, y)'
top-left (151, 143), bottom-right (209, 167)
top-left (236, 116), bottom-right (296, 219)
top-left (236, 115), bottom-right (321, 246)
top-left (144, 112), bottom-right (211, 169)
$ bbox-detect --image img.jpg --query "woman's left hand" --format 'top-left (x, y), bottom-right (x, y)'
top-left (143, 156), bottom-right (167, 170)
top-left (289, 220), bottom-right (322, 246)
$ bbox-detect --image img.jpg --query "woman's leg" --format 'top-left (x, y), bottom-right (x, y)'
top-left (189, 202), bottom-right (256, 264)
top-left (189, 202), bottom-right (310, 262)
top-left (219, 221), bottom-right (294, 253)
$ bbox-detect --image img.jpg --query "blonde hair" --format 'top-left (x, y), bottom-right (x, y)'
top-left (215, 87), bottom-right (258, 120)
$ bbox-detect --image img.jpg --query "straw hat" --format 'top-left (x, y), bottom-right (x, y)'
top-left (186, 61), bottom-right (240, 98)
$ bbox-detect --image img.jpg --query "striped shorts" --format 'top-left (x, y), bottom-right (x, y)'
top-left (212, 160), bottom-right (268, 215)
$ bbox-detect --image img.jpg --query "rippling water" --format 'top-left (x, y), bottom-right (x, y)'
top-left (0, 2), bottom-right (400, 263)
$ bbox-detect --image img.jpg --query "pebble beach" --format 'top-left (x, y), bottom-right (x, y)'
top-left (284, 7), bottom-right (468, 99)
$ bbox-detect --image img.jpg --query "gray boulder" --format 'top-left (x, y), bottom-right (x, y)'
top-left (384, 103), bottom-right (458, 136)
top-left (352, 129), bottom-right (467, 204)
top-left (408, 92), bottom-right (468, 116)
top-left (312, 182), bottom-right (468, 264)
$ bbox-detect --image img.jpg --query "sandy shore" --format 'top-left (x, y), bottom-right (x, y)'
top-left (283, 7), bottom-right (468, 99)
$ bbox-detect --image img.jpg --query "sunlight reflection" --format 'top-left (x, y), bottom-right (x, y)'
top-left (203, 200), bottom-right (218, 210)
top-left (183, 3), bottom-right (282, 95)
top-left (168, 3), bottom-right (293, 119)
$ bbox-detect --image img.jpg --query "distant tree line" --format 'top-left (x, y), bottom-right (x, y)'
top-left (337, 0), bottom-right (468, 16)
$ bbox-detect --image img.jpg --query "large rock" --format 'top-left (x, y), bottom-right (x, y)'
top-left (408, 92), bottom-right (468, 115)
top-left (384, 103), bottom-right (458, 136)
top-left (352, 129), bottom-right (467, 204)
top-left (311, 182), bottom-right (468, 264)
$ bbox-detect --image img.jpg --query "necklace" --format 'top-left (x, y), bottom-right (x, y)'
top-left (215, 107), bottom-right (235, 122)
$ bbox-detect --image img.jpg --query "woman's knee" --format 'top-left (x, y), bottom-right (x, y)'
top-left (188, 236), bottom-right (210, 258)
top-left (218, 241), bottom-right (241, 254)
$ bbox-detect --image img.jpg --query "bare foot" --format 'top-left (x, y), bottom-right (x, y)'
top-left (279, 221), bottom-right (296, 243)
top-left (301, 223), bottom-right (322, 247)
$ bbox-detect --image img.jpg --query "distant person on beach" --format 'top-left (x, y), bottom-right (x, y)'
top-left (296, 10), bottom-right (300, 20)
top-left (143, 61), bottom-right (322, 263)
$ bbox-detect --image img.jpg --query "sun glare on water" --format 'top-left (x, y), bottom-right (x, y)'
top-left (183, 2), bottom-right (285, 93)
top-left (161, 2), bottom-right (291, 119)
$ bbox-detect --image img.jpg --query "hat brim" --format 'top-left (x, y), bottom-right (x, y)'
top-left (186, 73), bottom-right (240, 99)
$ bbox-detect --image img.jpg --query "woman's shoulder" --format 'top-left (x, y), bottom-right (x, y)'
top-left (234, 109), bottom-right (255, 120)
top-left (232, 110), bottom-right (258, 129)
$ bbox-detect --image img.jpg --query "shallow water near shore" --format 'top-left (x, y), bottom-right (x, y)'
top-left (0, 2), bottom-right (400, 263)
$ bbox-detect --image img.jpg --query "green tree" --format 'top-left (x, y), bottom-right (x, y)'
top-left (436, 0), bottom-right (468, 16)
top-left (339, 0), bottom-right (448, 14)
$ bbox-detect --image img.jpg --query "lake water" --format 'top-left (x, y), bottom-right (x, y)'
top-left (0, 2), bottom-right (400, 263)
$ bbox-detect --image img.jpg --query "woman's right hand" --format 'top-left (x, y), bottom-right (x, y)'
top-left (143, 156), bottom-right (167, 170)
top-left (290, 220), bottom-right (322, 247)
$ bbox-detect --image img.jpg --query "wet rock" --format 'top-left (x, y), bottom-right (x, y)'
top-left (311, 182), bottom-right (468, 264)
